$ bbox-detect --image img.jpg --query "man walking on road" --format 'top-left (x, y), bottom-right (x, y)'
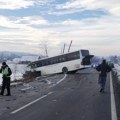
top-left (0, 62), bottom-right (12, 96)
top-left (96, 59), bottom-right (111, 93)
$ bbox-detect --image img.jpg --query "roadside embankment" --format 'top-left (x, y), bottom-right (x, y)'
top-left (112, 65), bottom-right (120, 120)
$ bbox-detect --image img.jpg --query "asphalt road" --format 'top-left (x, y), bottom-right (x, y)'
top-left (0, 68), bottom-right (111, 120)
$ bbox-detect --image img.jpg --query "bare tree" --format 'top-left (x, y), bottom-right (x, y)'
top-left (13, 62), bottom-right (18, 81)
top-left (12, 63), bottom-right (28, 87)
top-left (39, 41), bottom-right (48, 57)
top-left (0, 52), bottom-right (4, 62)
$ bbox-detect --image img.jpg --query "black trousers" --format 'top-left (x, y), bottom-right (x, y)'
top-left (1, 77), bottom-right (11, 95)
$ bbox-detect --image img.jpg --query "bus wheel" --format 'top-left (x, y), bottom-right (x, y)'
top-left (62, 67), bottom-right (68, 74)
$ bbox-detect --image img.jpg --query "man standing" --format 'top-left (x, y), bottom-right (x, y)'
top-left (0, 62), bottom-right (12, 96)
top-left (96, 59), bottom-right (111, 93)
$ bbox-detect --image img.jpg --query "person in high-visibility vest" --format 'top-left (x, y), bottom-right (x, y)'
top-left (0, 62), bottom-right (12, 96)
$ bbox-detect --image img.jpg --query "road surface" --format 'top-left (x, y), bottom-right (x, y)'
top-left (0, 68), bottom-right (113, 120)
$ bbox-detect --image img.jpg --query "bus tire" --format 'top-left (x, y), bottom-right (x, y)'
top-left (62, 67), bottom-right (68, 74)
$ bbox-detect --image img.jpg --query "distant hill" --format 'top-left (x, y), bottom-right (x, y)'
top-left (0, 51), bottom-right (41, 62)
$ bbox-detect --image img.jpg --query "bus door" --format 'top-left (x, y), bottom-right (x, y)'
top-left (82, 55), bottom-right (94, 65)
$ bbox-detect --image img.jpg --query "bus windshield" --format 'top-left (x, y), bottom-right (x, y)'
top-left (81, 50), bottom-right (89, 56)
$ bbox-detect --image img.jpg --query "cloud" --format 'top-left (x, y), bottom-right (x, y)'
top-left (109, 7), bottom-right (120, 16)
top-left (0, 16), bottom-right (32, 30)
top-left (0, 16), bottom-right (49, 30)
top-left (48, 8), bottom-right (84, 16)
top-left (0, 15), bottom-right (120, 54)
top-left (55, 0), bottom-right (120, 16)
top-left (15, 16), bottom-right (49, 25)
top-left (0, 0), bottom-right (120, 57)
top-left (0, 0), bottom-right (54, 10)
top-left (0, 16), bottom-right (54, 50)
top-left (0, 0), bottom-right (34, 10)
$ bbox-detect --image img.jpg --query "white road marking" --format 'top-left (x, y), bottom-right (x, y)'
top-left (11, 74), bottom-right (67, 114)
top-left (110, 72), bottom-right (118, 120)
top-left (51, 74), bottom-right (67, 87)
top-left (11, 92), bottom-right (53, 114)
top-left (20, 86), bottom-right (33, 92)
top-left (56, 74), bottom-right (67, 84)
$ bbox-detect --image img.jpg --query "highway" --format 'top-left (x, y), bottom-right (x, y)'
top-left (0, 68), bottom-right (114, 120)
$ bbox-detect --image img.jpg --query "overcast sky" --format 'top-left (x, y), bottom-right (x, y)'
top-left (0, 0), bottom-right (120, 56)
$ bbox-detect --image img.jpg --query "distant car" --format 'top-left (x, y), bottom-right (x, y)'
top-left (91, 63), bottom-right (99, 68)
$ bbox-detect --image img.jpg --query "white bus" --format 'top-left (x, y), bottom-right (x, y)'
top-left (28, 50), bottom-right (93, 75)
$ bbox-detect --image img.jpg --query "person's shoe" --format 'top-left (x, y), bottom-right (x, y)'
top-left (102, 90), bottom-right (105, 93)
top-left (99, 88), bottom-right (103, 92)
top-left (0, 93), bottom-right (3, 96)
top-left (102, 91), bottom-right (105, 93)
top-left (6, 94), bottom-right (11, 96)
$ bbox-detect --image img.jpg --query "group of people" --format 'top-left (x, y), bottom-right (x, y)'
top-left (0, 59), bottom-right (112, 96)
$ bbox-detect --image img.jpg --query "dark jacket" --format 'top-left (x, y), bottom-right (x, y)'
top-left (96, 62), bottom-right (111, 77)
top-left (0, 65), bottom-right (12, 78)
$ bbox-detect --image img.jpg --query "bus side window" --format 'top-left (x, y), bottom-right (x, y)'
top-left (58, 56), bottom-right (61, 63)
top-left (49, 59), bottom-right (53, 65)
top-left (52, 58), bottom-right (56, 64)
top-left (48, 59), bottom-right (50, 65)
top-left (38, 62), bottom-right (42, 67)
top-left (34, 64), bottom-right (36, 68)
top-left (39, 62), bottom-right (42, 67)
top-left (52, 57), bottom-right (58, 64)
top-left (45, 60), bottom-right (48, 66)
top-left (55, 57), bottom-right (58, 64)
top-left (34, 64), bottom-right (37, 68)
top-left (64, 54), bottom-right (67, 61)
top-left (36, 63), bottom-right (39, 67)
top-left (67, 53), bottom-right (72, 61)
top-left (73, 53), bottom-right (77, 59)
top-left (43, 60), bottom-right (47, 66)
top-left (62, 57), bottom-right (65, 62)
top-left (41, 61), bottom-right (44, 66)
top-left (62, 55), bottom-right (67, 62)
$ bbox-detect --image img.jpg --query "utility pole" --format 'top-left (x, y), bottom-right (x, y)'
top-left (44, 43), bottom-right (48, 57)
top-left (61, 47), bottom-right (63, 54)
top-left (68, 40), bottom-right (72, 52)
top-left (63, 43), bottom-right (66, 54)
top-left (39, 41), bottom-right (48, 57)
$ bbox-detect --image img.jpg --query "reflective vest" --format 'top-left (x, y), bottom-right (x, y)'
top-left (2, 67), bottom-right (10, 77)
